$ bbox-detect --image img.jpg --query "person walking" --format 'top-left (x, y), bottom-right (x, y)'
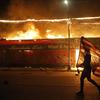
top-left (76, 37), bottom-right (100, 96)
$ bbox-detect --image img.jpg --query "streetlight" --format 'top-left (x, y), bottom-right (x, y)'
top-left (64, 0), bottom-right (71, 70)
top-left (64, 0), bottom-right (69, 5)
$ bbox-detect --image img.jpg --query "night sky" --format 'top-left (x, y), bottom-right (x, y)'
top-left (0, 0), bottom-right (100, 19)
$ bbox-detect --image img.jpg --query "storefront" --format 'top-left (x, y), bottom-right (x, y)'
top-left (0, 38), bottom-right (99, 70)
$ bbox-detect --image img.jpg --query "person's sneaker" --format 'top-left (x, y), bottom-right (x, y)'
top-left (76, 91), bottom-right (84, 96)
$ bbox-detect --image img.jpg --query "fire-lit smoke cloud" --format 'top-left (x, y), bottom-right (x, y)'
top-left (7, 0), bottom-right (49, 19)
top-left (71, 19), bottom-right (100, 38)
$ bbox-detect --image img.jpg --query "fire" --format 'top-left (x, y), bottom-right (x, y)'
top-left (75, 49), bottom-right (79, 64)
top-left (6, 23), bottom-right (42, 40)
top-left (0, 18), bottom-right (100, 40)
top-left (46, 29), bottom-right (65, 39)
top-left (7, 30), bottom-right (40, 40)
top-left (46, 34), bottom-right (65, 39)
top-left (6, 23), bottom-right (66, 40)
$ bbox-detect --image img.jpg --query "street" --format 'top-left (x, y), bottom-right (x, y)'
top-left (0, 68), bottom-right (100, 100)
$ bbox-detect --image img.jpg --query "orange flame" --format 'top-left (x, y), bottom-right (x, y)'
top-left (6, 23), bottom-right (66, 40)
top-left (6, 23), bottom-right (41, 40)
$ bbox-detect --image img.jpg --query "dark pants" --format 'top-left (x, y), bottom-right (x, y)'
top-left (80, 68), bottom-right (99, 92)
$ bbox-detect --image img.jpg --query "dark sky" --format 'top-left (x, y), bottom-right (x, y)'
top-left (0, 0), bottom-right (100, 19)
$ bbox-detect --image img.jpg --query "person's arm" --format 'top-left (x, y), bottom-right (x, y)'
top-left (76, 63), bottom-right (84, 75)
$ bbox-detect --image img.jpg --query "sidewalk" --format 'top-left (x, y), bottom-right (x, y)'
top-left (0, 70), bottom-right (100, 100)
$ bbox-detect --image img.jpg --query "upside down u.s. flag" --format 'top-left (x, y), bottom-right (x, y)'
top-left (76, 36), bottom-right (100, 77)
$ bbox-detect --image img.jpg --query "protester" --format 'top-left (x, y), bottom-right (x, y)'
top-left (76, 37), bottom-right (100, 96)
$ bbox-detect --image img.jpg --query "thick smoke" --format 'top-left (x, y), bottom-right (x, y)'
top-left (7, 0), bottom-right (50, 19)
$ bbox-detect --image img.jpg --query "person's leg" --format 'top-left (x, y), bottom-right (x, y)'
top-left (87, 72), bottom-right (100, 93)
top-left (80, 71), bottom-right (86, 93)
top-left (76, 71), bottom-right (86, 96)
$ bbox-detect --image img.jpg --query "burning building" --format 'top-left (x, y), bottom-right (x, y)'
top-left (0, 37), bottom-right (99, 70)
top-left (0, 17), bottom-right (100, 70)
top-left (0, 38), bottom-right (76, 68)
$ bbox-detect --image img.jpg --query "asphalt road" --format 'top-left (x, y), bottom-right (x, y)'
top-left (0, 69), bottom-right (100, 100)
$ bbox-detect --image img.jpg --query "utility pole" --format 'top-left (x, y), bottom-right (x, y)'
top-left (64, 0), bottom-right (71, 70)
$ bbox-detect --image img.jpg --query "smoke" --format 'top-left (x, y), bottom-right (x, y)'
top-left (7, 0), bottom-right (50, 19)
top-left (72, 19), bottom-right (100, 38)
